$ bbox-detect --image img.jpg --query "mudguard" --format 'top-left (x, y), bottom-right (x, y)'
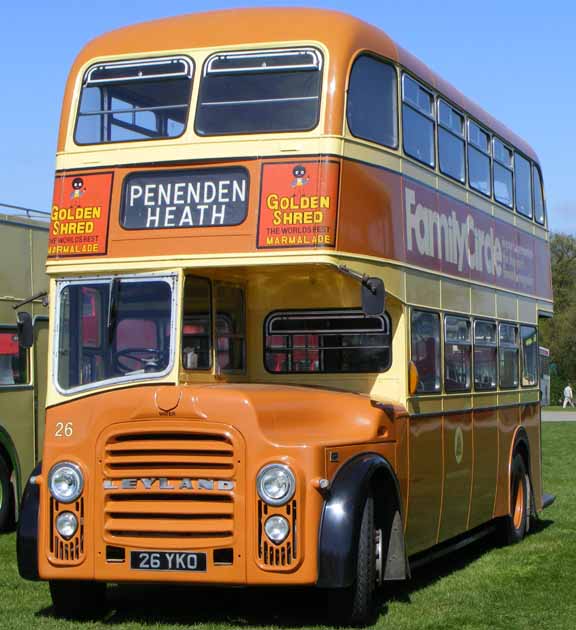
top-left (316, 452), bottom-right (406, 588)
top-left (17, 462), bottom-right (41, 581)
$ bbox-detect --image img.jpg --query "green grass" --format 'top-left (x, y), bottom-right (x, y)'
top-left (543, 405), bottom-right (576, 412)
top-left (0, 422), bottom-right (572, 629)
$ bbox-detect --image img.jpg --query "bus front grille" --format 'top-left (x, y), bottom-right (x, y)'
top-left (101, 426), bottom-right (238, 546)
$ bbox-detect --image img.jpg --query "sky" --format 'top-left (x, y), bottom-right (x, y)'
top-left (1, 0), bottom-right (574, 232)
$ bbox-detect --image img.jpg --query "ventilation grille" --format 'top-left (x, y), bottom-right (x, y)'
top-left (102, 429), bottom-right (236, 545)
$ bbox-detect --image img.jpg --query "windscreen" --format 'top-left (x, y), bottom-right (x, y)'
top-left (196, 48), bottom-right (322, 135)
top-left (56, 276), bottom-right (175, 391)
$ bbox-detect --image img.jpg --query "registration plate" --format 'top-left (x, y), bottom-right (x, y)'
top-left (130, 551), bottom-right (207, 572)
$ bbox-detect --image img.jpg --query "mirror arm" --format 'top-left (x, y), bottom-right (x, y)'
top-left (337, 264), bottom-right (377, 294)
top-left (12, 290), bottom-right (49, 310)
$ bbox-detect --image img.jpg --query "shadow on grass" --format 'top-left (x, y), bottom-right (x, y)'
top-left (35, 520), bottom-right (554, 628)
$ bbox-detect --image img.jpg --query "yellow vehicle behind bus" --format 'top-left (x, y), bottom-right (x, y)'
top-left (0, 206), bottom-right (48, 530)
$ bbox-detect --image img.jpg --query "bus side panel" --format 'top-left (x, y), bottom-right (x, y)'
top-left (0, 390), bottom-right (35, 485)
top-left (493, 405), bottom-right (520, 518)
top-left (522, 402), bottom-right (543, 511)
top-left (468, 408), bottom-right (498, 529)
top-left (405, 415), bottom-right (443, 555)
top-left (438, 412), bottom-right (472, 542)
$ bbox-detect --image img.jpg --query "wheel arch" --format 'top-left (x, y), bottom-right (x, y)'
top-left (316, 452), bottom-right (409, 588)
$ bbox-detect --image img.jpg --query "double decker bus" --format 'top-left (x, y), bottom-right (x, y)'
top-left (0, 206), bottom-right (49, 530)
top-left (17, 9), bottom-right (554, 625)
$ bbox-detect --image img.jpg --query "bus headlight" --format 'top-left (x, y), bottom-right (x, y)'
top-left (48, 462), bottom-right (84, 503)
top-left (257, 464), bottom-right (295, 506)
top-left (56, 511), bottom-right (78, 539)
top-left (264, 515), bottom-right (290, 544)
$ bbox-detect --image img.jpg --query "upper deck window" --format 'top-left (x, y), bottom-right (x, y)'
top-left (347, 55), bottom-right (397, 148)
top-left (75, 57), bottom-right (193, 145)
top-left (468, 121), bottom-right (491, 197)
top-left (533, 166), bottom-right (546, 225)
top-left (493, 138), bottom-right (513, 208)
top-left (514, 152), bottom-right (533, 219)
top-left (438, 100), bottom-right (465, 183)
top-left (402, 74), bottom-right (435, 167)
top-left (196, 48), bottom-right (322, 135)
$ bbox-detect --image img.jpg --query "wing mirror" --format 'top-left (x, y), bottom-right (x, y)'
top-left (17, 311), bottom-right (33, 349)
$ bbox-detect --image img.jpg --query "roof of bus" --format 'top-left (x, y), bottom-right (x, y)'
top-left (60, 7), bottom-right (539, 162)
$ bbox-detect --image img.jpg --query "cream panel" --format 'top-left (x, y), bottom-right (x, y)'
top-left (342, 139), bottom-right (402, 172)
top-left (438, 178), bottom-right (467, 203)
top-left (466, 192), bottom-right (492, 215)
top-left (441, 279), bottom-right (470, 314)
top-left (406, 271), bottom-right (440, 308)
top-left (493, 206), bottom-right (514, 224)
top-left (407, 397), bottom-right (442, 415)
top-left (471, 287), bottom-right (496, 317)
top-left (497, 293), bottom-right (517, 320)
top-left (472, 392), bottom-right (497, 408)
top-left (518, 298), bottom-right (537, 324)
top-left (402, 160), bottom-right (436, 189)
top-left (498, 391), bottom-right (519, 406)
top-left (443, 395), bottom-right (472, 412)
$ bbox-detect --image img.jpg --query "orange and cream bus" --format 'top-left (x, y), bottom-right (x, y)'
top-left (17, 8), bottom-right (554, 625)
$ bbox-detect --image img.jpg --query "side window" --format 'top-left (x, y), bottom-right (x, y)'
top-left (533, 166), bottom-right (546, 225)
top-left (493, 138), bottom-right (513, 208)
top-left (515, 153), bottom-right (533, 219)
top-left (215, 284), bottom-right (245, 371)
top-left (499, 323), bottom-right (519, 388)
top-left (402, 75), bottom-right (435, 167)
top-left (0, 329), bottom-right (28, 385)
top-left (520, 325), bottom-right (538, 387)
top-left (411, 310), bottom-right (441, 393)
top-left (438, 100), bottom-right (465, 183)
top-left (182, 276), bottom-right (212, 370)
top-left (347, 55), bottom-right (397, 148)
top-left (474, 320), bottom-right (497, 390)
top-left (444, 316), bottom-right (471, 392)
top-left (468, 121), bottom-right (491, 196)
top-left (265, 310), bottom-right (391, 374)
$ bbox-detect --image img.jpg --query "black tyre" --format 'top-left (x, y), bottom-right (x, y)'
top-left (335, 494), bottom-right (379, 627)
top-left (0, 455), bottom-right (15, 532)
top-left (502, 454), bottom-right (530, 545)
top-left (49, 580), bottom-right (107, 619)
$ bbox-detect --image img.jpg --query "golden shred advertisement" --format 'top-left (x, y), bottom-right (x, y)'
top-left (49, 173), bottom-right (112, 257)
top-left (257, 160), bottom-right (339, 249)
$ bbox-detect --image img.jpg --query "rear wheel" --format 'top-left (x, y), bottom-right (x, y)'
top-left (49, 580), bottom-right (107, 619)
top-left (502, 454), bottom-right (530, 544)
top-left (0, 455), bottom-right (15, 532)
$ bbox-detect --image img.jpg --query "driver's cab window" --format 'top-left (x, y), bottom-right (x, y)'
top-left (182, 277), bottom-right (245, 372)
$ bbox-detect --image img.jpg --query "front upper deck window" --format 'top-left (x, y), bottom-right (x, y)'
top-left (196, 48), bottom-right (322, 135)
top-left (75, 57), bottom-right (193, 145)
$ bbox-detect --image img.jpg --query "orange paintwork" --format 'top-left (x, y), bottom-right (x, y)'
top-left (38, 384), bottom-right (396, 583)
top-left (56, 8), bottom-right (538, 163)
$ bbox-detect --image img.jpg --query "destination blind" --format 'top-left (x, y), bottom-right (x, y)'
top-left (121, 167), bottom-right (249, 229)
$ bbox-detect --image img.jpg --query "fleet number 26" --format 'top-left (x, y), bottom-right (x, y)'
top-left (55, 422), bottom-right (73, 437)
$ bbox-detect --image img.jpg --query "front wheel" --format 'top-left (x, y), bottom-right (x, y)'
top-left (334, 494), bottom-right (381, 627)
top-left (49, 580), bottom-right (107, 619)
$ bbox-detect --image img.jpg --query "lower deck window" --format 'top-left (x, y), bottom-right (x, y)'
top-left (0, 329), bottom-right (28, 385)
top-left (265, 310), bottom-right (391, 373)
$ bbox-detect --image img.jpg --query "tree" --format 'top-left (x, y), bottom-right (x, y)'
top-left (540, 232), bottom-right (576, 402)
